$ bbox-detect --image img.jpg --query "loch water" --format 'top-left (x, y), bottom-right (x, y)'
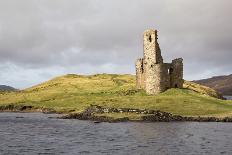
top-left (224, 96), bottom-right (232, 100)
top-left (0, 113), bottom-right (232, 155)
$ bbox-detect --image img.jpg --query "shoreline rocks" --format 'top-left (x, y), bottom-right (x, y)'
top-left (0, 104), bottom-right (56, 114)
top-left (60, 105), bottom-right (232, 123)
top-left (1, 104), bottom-right (232, 123)
top-left (0, 104), bottom-right (33, 111)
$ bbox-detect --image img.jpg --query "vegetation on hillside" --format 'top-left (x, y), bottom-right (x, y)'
top-left (0, 74), bottom-right (232, 118)
top-left (183, 81), bottom-right (223, 99)
top-left (194, 74), bottom-right (232, 95)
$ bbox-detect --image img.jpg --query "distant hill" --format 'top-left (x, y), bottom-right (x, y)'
top-left (194, 74), bottom-right (232, 95)
top-left (0, 85), bottom-right (17, 92)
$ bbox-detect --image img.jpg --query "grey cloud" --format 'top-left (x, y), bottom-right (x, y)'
top-left (0, 0), bottom-right (231, 88)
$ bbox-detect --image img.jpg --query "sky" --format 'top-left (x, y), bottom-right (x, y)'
top-left (0, 0), bottom-right (232, 89)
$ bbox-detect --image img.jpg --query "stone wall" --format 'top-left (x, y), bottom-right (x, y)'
top-left (143, 29), bottom-right (163, 64)
top-left (145, 64), bottom-right (162, 94)
top-left (163, 63), bottom-right (171, 90)
top-left (135, 29), bottom-right (184, 95)
top-left (135, 58), bottom-right (144, 89)
top-left (143, 29), bottom-right (164, 94)
top-left (170, 58), bottom-right (184, 88)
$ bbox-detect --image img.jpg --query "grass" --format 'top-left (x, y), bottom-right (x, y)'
top-left (0, 74), bottom-right (232, 117)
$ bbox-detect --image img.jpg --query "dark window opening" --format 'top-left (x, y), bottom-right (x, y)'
top-left (148, 35), bottom-right (152, 42)
top-left (175, 84), bottom-right (178, 88)
top-left (168, 68), bottom-right (173, 75)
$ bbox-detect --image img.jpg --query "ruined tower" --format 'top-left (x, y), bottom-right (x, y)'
top-left (136, 29), bottom-right (184, 95)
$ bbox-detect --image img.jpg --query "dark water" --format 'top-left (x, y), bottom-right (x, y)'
top-left (224, 96), bottom-right (232, 100)
top-left (0, 113), bottom-right (232, 155)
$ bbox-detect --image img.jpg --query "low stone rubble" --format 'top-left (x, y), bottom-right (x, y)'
top-left (60, 104), bottom-right (232, 123)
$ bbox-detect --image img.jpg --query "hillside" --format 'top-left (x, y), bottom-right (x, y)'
top-left (194, 74), bottom-right (232, 95)
top-left (0, 85), bottom-right (17, 92)
top-left (0, 74), bottom-right (232, 118)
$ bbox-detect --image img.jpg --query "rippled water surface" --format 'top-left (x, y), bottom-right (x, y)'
top-left (0, 113), bottom-right (232, 155)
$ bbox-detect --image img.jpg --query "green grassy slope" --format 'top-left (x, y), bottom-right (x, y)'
top-left (0, 74), bottom-right (232, 117)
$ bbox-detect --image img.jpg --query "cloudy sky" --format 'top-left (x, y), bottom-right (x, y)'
top-left (0, 0), bottom-right (231, 89)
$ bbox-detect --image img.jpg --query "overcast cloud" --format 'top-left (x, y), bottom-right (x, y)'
top-left (0, 0), bottom-right (232, 89)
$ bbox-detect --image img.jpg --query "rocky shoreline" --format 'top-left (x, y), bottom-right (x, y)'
top-left (1, 104), bottom-right (232, 123)
top-left (0, 104), bottom-right (56, 114)
top-left (60, 105), bottom-right (232, 123)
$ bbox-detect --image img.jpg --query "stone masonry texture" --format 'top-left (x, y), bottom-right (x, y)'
top-left (135, 29), bottom-right (184, 95)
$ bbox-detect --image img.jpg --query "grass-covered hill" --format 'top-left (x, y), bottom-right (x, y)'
top-left (194, 74), bottom-right (232, 95)
top-left (0, 74), bottom-right (232, 117)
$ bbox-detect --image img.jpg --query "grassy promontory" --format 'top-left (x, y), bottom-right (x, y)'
top-left (0, 74), bottom-right (232, 120)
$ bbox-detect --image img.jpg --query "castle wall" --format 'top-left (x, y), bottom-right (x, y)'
top-left (145, 64), bottom-right (170, 94)
top-left (145, 64), bottom-right (162, 94)
top-left (163, 63), bottom-right (172, 89)
top-left (135, 29), bottom-right (184, 95)
top-left (135, 58), bottom-right (145, 89)
top-left (170, 58), bottom-right (184, 88)
top-left (143, 29), bottom-right (163, 64)
top-left (143, 29), bottom-right (164, 94)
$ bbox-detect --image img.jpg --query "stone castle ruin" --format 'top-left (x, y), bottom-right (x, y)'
top-left (135, 29), bottom-right (184, 95)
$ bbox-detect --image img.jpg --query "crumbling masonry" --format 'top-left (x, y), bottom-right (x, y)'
top-left (136, 29), bottom-right (184, 95)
